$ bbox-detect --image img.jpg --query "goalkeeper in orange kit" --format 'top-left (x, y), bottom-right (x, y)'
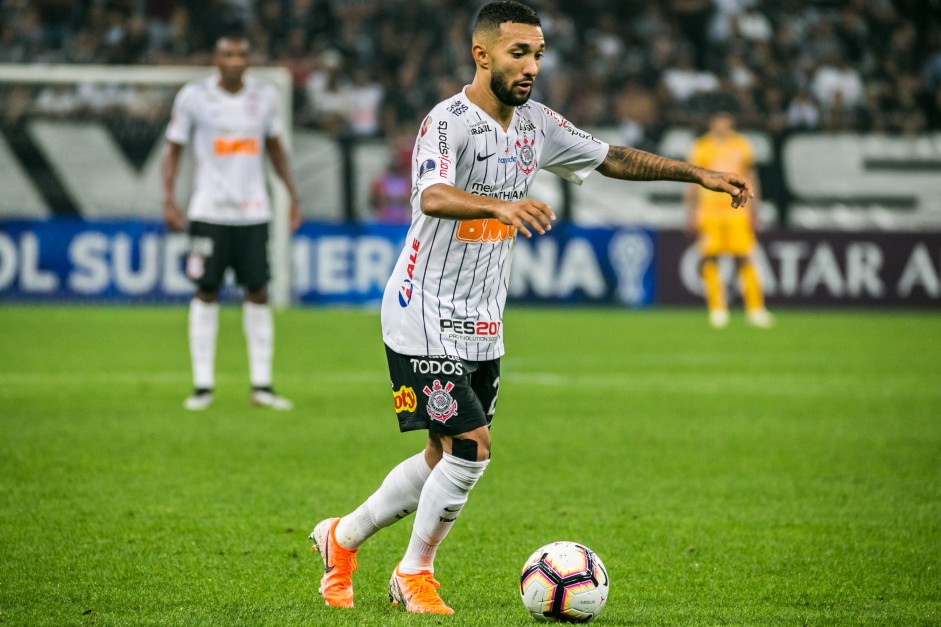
top-left (684, 112), bottom-right (773, 328)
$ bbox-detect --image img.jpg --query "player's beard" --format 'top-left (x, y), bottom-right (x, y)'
top-left (490, 68), bottom-right (533, 107)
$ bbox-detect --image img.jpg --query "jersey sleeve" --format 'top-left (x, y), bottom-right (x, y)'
top-left (537, 106), bottom-right (609, 185)
top-left (165, 84), bottom-right (195, 145)
top-left (413, 110), bottom-right (468, 197)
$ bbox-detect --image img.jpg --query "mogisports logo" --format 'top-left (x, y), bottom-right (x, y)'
top-left (437, 120), bottom-right (451, 180)
top-left (439, 318), bottom-right (502, 342)
top-left (410, 357), bottom-right (464, 376)
top-left (392, 385), bottom-right (417, 413)
top-left (437, 120), bottom-right (449, 155)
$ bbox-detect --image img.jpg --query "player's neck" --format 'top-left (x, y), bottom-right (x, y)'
top-left (218, 76), bottom-right (245, 95)
top-left (466, 80), bottom-right (514, 130)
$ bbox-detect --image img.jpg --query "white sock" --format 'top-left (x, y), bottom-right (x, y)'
top-left (334, 451), bottom-right (432, 550)
top-left (398, 453), bottom-right (488, 574)
top-left (189, 298), bottom-right (218, 390)
top-left (242, 302), bottom-right (273, 388)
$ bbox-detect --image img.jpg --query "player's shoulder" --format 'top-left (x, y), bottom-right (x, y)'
top-left (244, 75), bottom-right (277, 98)
top-left (426, 91), bottom-right (475, 127)
top-left (692, 133), bottom-right (710, 147)
top-left (731, 131), bottom-right (752, 147)
top-left (517, 100), bottom-right (586, 136)
top-left (175, 76), bottom-right (213, 101)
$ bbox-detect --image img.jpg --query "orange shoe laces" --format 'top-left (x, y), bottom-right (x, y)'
top-left (410, 573), bottom-right (447, 608)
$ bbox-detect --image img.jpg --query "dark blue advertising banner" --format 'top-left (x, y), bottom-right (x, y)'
top-left (0, 219), bottom-right (192, 302)
top-left (0, 220), bottom-right (656, 306)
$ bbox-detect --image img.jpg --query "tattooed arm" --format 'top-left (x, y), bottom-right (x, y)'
top-left (597, 145), bottom-right (755, 208)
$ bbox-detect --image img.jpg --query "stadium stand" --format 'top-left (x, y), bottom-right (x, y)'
top-left (1, 0), bottom-right (939, 229)
top-left (0, 0), bottom-right (937, 137)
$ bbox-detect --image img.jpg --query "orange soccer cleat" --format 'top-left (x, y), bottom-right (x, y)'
top-left (309, 518), bottom-right (358, 608)
top-left (388, 563), bottom-right (455, 615)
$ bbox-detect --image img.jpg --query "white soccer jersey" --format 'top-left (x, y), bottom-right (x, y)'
top-left (381, 88), bottom-right (609, 360)
top-left (165, 75), bottom-right (283, 225)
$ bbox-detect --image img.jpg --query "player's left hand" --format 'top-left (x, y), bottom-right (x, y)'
top-left (289, 202), bottom-right (303, 232)
top-left (699, 171), bottom-right (754, 208)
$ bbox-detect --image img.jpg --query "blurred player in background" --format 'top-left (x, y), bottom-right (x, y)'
top-left (685, 111), bottom-right (773, 329)
top-left (369, 135), bottom-right (413, 225)
top-left (308, 1), bottom-right (754, 615)
top-left (162, 33), bottom-right (302, 411)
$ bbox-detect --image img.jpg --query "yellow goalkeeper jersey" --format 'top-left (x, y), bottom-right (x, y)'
top-left (688, 131), bottom-right (754, 217)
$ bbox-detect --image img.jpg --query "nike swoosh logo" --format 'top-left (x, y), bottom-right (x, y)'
top-left (476, 152), bottom-right (495, 161)
top-left (443, 506), bottom-right (463, 513)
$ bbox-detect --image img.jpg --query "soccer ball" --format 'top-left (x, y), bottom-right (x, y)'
top-left (519, 541), bottom-right (609, 623)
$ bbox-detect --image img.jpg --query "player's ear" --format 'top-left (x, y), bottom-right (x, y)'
top-left (472, 41), bottom-right (490, 70)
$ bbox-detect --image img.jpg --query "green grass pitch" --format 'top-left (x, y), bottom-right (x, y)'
top-left (1, 305), bottom-right (939, 626)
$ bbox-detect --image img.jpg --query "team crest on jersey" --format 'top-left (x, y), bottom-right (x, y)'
top-left (516, 135), bottom-right (536, 174)
top-left (420, 115), bottom-right (432, 137)
top-left (423, 379), bottom-right (458, 423)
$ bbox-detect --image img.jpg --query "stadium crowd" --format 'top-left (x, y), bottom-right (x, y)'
top-left (1, 0), bottom-right (939, 143)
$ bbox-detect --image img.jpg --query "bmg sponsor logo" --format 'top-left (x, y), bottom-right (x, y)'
top-left (392, 385), bottom-right (417, 413)
top-left (455, 218), bottom-right (516, 242)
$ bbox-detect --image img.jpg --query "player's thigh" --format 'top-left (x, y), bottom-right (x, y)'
top-left (469, 358), bottom-right (501, 423)
top-left (726, 217), bottom-right (756, 257)
top-left (385, 346), bottom-right (490, 438)
top-left (231, 222), bottom-right (270, 289)
top-left (697, 215), bottom-right (726, 257)
top-left (186, 221), bottom-right (231, 291)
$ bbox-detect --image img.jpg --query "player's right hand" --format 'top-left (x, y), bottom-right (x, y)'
top-left (495, 199), bottom-right (556, 238)
top-left (163, 200), bottom-right (187, 232)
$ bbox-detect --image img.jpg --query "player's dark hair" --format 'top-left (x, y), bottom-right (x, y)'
top-left (215, 24), bottom-right (251, 49)
top-left (474, 1), bottom-right (541, 36)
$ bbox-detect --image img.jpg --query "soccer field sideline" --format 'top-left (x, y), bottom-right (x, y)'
top-left (1, 306), bottom-right (939, 626)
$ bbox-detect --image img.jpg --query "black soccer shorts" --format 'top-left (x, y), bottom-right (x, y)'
top-left (185, 221), bottom-right (270, 292)
top-left (385, 345), bottom-right (500, 436)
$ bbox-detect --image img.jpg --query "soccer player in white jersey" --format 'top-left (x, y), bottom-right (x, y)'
top-left (309, 1), bottom-right (754, 614)
top-left (162, 34), bottom-right (302, 411)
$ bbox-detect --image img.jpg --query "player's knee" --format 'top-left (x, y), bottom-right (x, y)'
top-left (246, 285), bottom-right (268, 304)
top-left (195, 288), bottom-right (219, 303)
top-left (451, 432), bottom-right (490, 462)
